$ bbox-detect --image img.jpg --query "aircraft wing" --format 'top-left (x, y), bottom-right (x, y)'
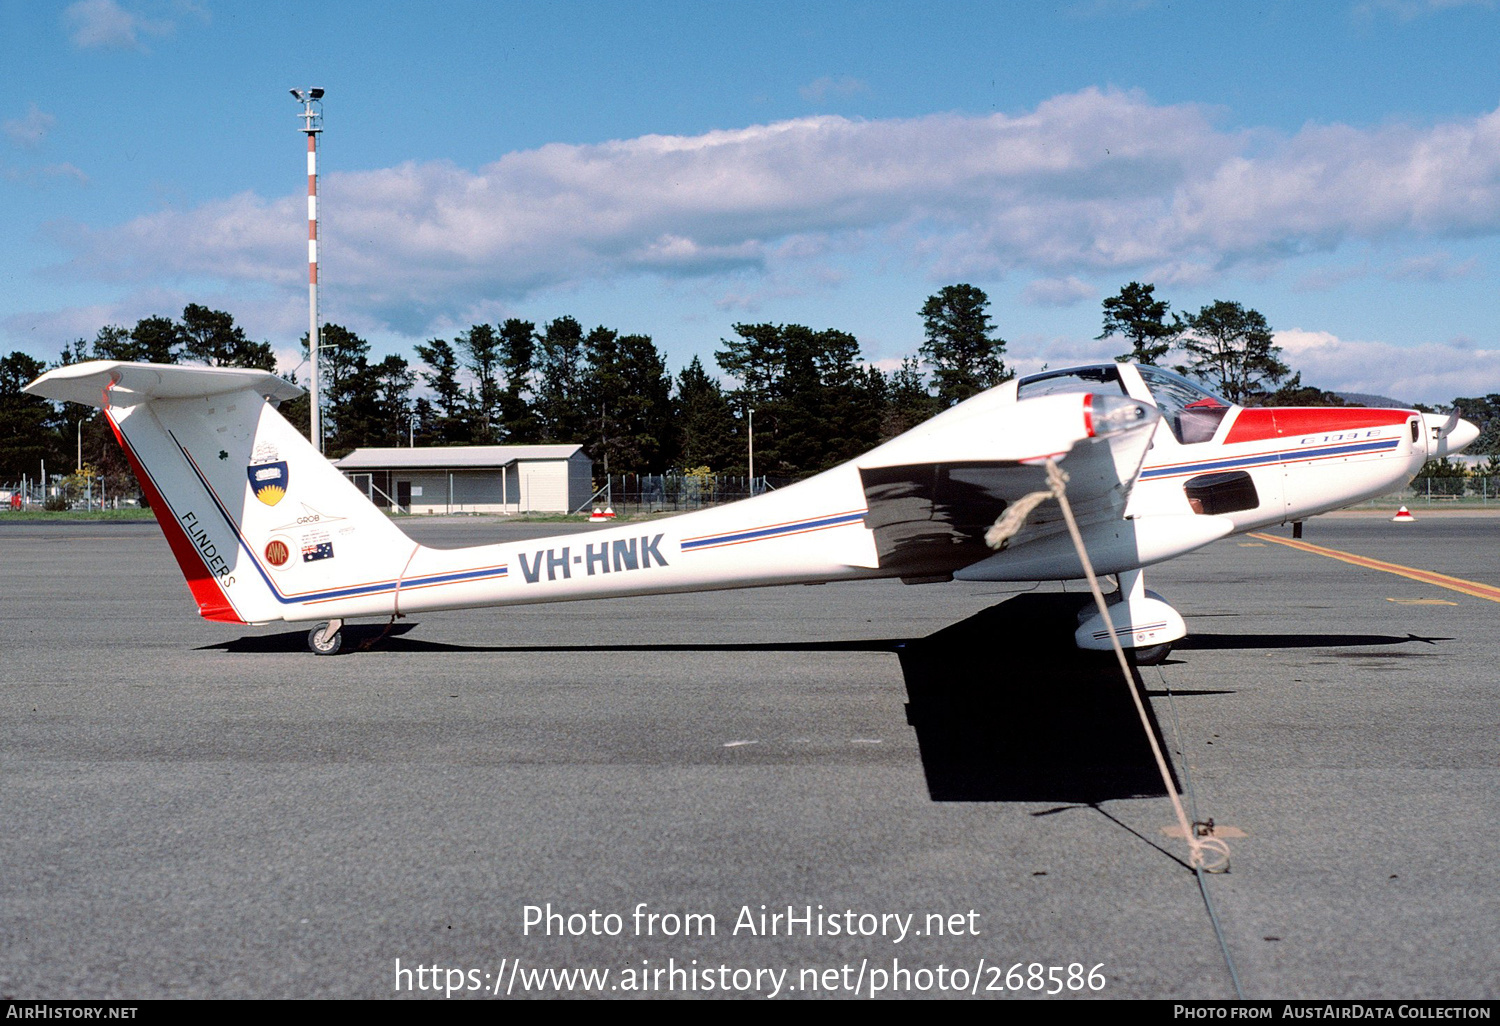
top-left (852, 393), bottom-right (1164, 579)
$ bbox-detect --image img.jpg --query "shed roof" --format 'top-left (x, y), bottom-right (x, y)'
top-left (334, 445), bottom-right (587, 470)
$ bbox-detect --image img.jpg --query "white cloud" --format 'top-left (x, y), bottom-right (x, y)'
top-left (0, 290), bottom-right (185, 351)
top-left (272, 344), bottom-right (306, 382)
top-left (4, 105), bottom-right (56, 149)
top-left (63, 0), bottom-right (173, 50)
top-left (1005, 334), bottom-right (1121, 379)
top-left (799, 76), bottom-right (871, 103)
top-left (1021, 276), bottom-right (1095, 307)
top-left (1353, 0), bottom-right (1494, 21)
top-left (3, 162), bottom-right (88, 187)
top-left (0, 285), bottom-right (299, 364)
top-left (172, 1), bottom-right (211, 24)
top-left (1276, 328), bottom-right (1500, 403)
top-left (1383, 252), bottom-right (1480, 282)
top-left (46, 162), bottom-right (87, 184)
top-left (36, 88), bottom-right (1500, 340)
top-left (1292, 262), bottom-right (1370, 293)
top-left (1292, 251), bottom-right (1481, 292)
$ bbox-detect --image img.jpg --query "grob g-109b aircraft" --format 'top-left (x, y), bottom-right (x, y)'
top-left (27, 359), bottom-right (1478, 659)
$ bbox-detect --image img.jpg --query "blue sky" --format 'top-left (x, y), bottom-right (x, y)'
top-left (4, 0), bottom-right (1500, 402)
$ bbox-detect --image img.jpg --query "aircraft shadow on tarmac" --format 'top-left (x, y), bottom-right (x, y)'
top-left (895, 599), bottom-right (1447, 803)
top-left (895, 593), bottom-right (1180, 804)
top-left (1177, 632), bottom-right (1450, 650)
top-left (203, 624), bottom-right (896, 655)
top-left (205, 596), bottom-right (1443, 806)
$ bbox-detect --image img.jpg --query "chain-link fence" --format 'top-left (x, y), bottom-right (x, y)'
top-left (579, 473), bottom-right (797, 514)
top-left (1395, 472), bottom-right (1498, 505)
top-left (1, 478), bottom-right (135, 511)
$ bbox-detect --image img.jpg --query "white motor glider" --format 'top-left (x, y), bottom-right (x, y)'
top-left (27, 360), bottom-right (1478, 659)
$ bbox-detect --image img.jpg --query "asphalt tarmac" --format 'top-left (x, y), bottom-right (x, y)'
top-left (1, 511), bottom-right (1496, 1000)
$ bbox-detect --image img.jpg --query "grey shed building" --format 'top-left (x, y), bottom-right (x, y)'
top-left (334, 445), bottom-right (593, 514)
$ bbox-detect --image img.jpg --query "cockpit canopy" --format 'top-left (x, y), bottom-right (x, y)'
top-left (1016, 365), bottom-right (1126, 400)
top-left (1017, 363), bottom-right (1232, 444)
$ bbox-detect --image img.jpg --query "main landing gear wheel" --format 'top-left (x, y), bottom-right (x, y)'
top-left (1129, 642), bottom-right (1173, 666)
top-left (307, 620), bottom-right (344, 656)
top-left (1074, 569), bottom-right (1188, 662)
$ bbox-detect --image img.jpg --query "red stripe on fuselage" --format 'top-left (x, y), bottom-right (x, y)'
top-left (1223, 407), bottom-right (1412, 445)
top-left (104, 409), bottom-right (243, 623)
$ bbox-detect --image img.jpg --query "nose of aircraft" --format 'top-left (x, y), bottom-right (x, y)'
top-left (1446, 416), bottom-right (1481, 456)
top-left (1422, 411), bottom-right (1481, 458)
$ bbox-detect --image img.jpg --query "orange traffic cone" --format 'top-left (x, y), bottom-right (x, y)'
top-left (1392, 505), bottom-right (1416, 522)
top-left (602, 506), bottom-right (616, 519)
top-left (589, 507), bottom-right (607, 522)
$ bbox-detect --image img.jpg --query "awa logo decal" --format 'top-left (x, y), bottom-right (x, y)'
top-left (264, 538), bottom-right (291, 568)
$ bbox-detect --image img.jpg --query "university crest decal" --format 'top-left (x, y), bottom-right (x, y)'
top-left (248, 461), bottom-right (289, 506)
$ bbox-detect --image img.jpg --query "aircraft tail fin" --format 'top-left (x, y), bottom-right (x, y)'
top-left (26, 360), bottom-right (419, 625)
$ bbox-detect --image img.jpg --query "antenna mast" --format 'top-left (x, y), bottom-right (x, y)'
top-left (290, 87), bottom-right (325, 451)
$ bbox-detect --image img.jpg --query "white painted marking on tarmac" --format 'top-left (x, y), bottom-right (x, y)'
top-left (849, 738), bottom-right (883, 744)
top-left (1162, 825), bottom-right (1247, 839)
top-left (722, 740), bottom-right (758, 747)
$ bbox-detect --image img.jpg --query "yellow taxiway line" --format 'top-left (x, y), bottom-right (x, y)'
top-left (1247, 532), bottom-right (1500, 604)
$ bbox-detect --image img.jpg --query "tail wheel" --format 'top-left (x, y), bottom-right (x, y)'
top-left (308, 621), bottom-right (343, 656)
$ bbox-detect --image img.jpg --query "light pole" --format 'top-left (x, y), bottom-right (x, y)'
top-left (290, 87), bottom-right (325, 452)
top-left (747, 408), bottom-right (755, 496)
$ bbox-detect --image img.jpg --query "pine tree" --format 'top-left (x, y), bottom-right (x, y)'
top-left (535, 316), bottom-right (587, 443)
top-left (919, 284), bottom-right (1008, 406)
top-left (674, 356), bottom-right (736, 471)
top-left (413, 337), bottom-right (468, 443)
top-left (882, 356), bottom-right (937, 438)
top-left (715, 323), bottom-right (887, 475)
top-left (456, 324), bottom-right (504, 443)
top-left (1176, 301), bottom-right (1289, 404)
top-left (370, 354), bottom-right (416, 447)
top-left (312, 323), bottom-right (374, 457)
top-left (582, 329), bottom-right (674, 472)
top-left (180, 304), bottom-right (274, 369)
top-left (1097, 282), bottom-right (1180, 365)
top-left (0, 352), bottom-right (65, 484)
top-left (498, 318), bottom-right (540, 443)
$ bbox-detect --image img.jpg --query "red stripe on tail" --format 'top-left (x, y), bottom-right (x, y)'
top-left (104, 410), bottom-right (243, 624)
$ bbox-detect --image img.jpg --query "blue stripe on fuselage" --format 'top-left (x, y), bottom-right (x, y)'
top-left (1139, 438), bottom-right (1399, 481)
top-left (681, 510), bottom-right (868, 551)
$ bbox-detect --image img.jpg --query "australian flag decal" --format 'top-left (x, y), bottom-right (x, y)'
top-left (302, 541), bottom-right (334, 562)
top-left (248, 461), bottom-right (289, 506)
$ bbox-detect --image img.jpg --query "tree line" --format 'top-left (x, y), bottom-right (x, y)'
top-left (285, 289), bottom-right (1002, 475)
top-left (3, 284), bottom-right (1496, 500)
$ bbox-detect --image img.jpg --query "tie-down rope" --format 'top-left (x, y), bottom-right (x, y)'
top-left (356, 542), bottom-right (421, 652)
top-left (986, 460), bottom-right (1229, 873)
